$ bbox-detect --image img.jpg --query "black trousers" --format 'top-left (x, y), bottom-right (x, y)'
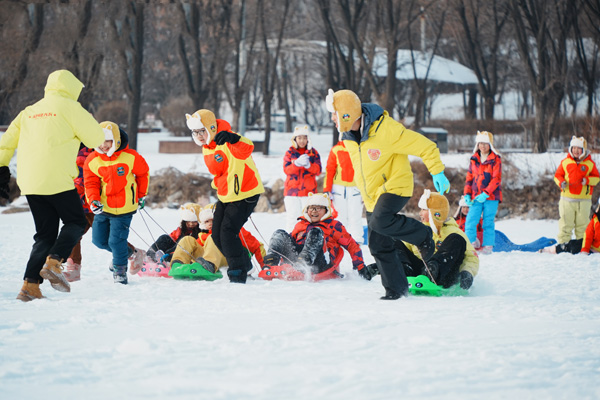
top-left (396, 233), bottom-right (466, 288)
top-left (24, 189), bottom-right (87, 283)
top-left (367, 193), bottom-right (432, 295)
top-left (212, 194), bottom-right (259, 282)
top-left (266, 229), bottom-right (329, 274)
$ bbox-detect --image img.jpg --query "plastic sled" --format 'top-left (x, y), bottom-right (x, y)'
top-left (493, 230), bottom-right (557, 253)
top-left (137, 261), bottom-right (172, 278)
top-left (407, 275), bottom-right (468, 297)
top-left (168, 262), bottom-right (223, 281)
top-left (258, 264), bottom-right (343, 282)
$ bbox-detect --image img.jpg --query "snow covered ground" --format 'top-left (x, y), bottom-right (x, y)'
top-left (1, 131), bottom-right (599, 399)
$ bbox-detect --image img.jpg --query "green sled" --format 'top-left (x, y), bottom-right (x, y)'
top-left (168, 262), bottom-right (223, 281)
top-left (407, 275), bottom-right (468, 297)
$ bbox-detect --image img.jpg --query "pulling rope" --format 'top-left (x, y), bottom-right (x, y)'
top-left (248, 215), bottom-right (297, 266)
top-left (140, 208), bottom-right (197, 260)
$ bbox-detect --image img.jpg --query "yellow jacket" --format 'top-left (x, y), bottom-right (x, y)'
top-left (342, 104), bottom-right (445, 212)
top-left (0, 70), bottom-right (104, 195)
top-left (405, 217), bottom-right (479, 277)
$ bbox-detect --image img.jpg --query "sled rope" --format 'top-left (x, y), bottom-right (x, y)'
top-left (248, 215), bottom-right (297, 266)
top-left (141, 208), bottom-right (196, 260)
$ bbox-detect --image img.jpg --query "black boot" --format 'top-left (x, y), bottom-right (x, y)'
top-left (263, 253), bottom-right (280, 268)
top-left (380, 288), bottom-right (404, 300)
top-left (416, 227), bottom-right (435, 262)
top-left (423, 259), bottom-right (439, 282)
top-left (299, 228), bottom-right (324, 265)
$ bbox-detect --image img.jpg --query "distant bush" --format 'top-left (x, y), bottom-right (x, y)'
top-left (160, 97), bottom-right (194, 136)
top-left (95, 100), bottom-right (129, 127)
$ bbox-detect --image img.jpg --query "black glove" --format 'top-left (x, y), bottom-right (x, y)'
top-left (213, 131), bottom-right (240, 145)
top-left (0, 166), bottom-right (10, 199)
top-left (459, 270), bottom-right (473, 290)
top-left (358, 264), bottom-right (378, 281)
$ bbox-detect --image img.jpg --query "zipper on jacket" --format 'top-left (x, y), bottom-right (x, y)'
top-left (131, 184), bottom-right (135, 205)
top-left (234, 174), bottom-right (240, 195)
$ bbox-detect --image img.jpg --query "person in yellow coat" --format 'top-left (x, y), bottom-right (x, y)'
top-left (0, 70), bottom-right (104, 301)
top-left (398, 190), bottom-right (478, 289)
top-left (325, 88), bottom-right (450, 300)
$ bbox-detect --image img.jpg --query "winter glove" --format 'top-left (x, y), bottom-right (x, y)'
top-left (0, 166), bottom-right (10, 199)
top-left (138, 196), bottom-right (147, 210)
top-left (294, 154), bottom-right (310, 168)
top-left (474, 192), bottom-right (489, 203)
top-left (459, 270), bottom-right (473, 290)
top-left (357, 264), bottom-right (377, 281)
top-left (463, 194), bottom-right (473, 206)
top-left (431, 171), bottom-right (450, 194)
top-left (213, 131), bottom-right (240, 145)
top-left (581, 178), bottom-right (588, 186)
top-left (560, 181), bottom-right (568, 190)
top-left (90, 200), bottom-right (104, 215)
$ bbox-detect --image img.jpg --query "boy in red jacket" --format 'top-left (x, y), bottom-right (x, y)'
top-left (83, 121), bottom-right (149, 284)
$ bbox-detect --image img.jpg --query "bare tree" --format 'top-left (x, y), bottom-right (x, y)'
top-left (574, 0), bottom-right (600, 117)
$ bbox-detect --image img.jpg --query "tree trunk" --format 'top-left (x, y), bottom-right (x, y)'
top-left (127, 3), bottom-right (144, 151)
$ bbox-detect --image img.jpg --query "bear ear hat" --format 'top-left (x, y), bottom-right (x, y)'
top-left (98, 121), bottom-right (120, 157)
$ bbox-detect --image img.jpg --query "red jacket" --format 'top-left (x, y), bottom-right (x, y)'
top-left (283, 147), bottom-right (322, 196)
top-left (324, 141), bottom-right (355, 192)
top-left (195, 228), bottom-right (265, 266)
top-left (456, 213), bottom-right (483, 247)
top-left (554, 154), bottom-right (599, 200)
top-left (74, 146), bottom-right (93, 213)
top-left (291, 216), bottom-right (365, 272)
top-left (582, 213), bottom-right (600, 253)
top-left (464, 151), bottom-right (502, 202)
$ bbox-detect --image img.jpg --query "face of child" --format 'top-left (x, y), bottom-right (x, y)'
top-left (99, 139), bottom-right (113, 153)
top-left (571, 146), bottom-right (583, 158)
top-left (419, 209), bottom-right (429, 224)
top-left (204, 219), bottom-right (213, 230)
top-left (478, 142), bottom-right (490, 154)
top-left (330, 112), bottom-right (339, 129)
top-left (295, 135), bottom-right (308, 149)
top-left (192, 128), bottom-right (209, 145)
top-left (461, 206), bottom-right (470, 216)
top-left (185, 221), bottom-right (199, 229)
top-left (307, 205), bottom-right (327, 223)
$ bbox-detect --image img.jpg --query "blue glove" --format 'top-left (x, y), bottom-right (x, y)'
top-left (431, 171), bottom-right (450, 194)
top-left (138, 196), bottom-right (147, 210)
top-left (90, 200), bottom-right (104, 215)
top-left (464, 194), bottom-right (473, 206)
top-left (474, 192), bottom-right (489, 203)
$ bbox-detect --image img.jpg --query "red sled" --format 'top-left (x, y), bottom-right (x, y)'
top-left (258, 263), bottom-right (343, 282)
top-left (137, 262), bottom-right (172, 278)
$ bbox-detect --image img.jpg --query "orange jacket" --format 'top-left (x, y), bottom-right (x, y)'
top-left (195, 228), bottom-right (265, 266)
top-left (324, 141), bottom-right (355, 192)
top-left (202, 120), bottom-right (264, 203)
top-left (554, 154), bottom-right (599, 200)
top-left (84, 131), bottom-right (149, 215)
top-left (582, 213), bottom-right (600, 253)
top-left (283, 146), bottom-right (322, 196)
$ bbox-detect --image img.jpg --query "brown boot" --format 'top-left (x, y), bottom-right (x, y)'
top-left (16, 281), bottom-right (46, 302)
top-left (39, 255), bottom-right (71, 292)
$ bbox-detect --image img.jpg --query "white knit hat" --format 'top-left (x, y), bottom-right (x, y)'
top-left (198, 204), bottom-right (215, 230)
top-left (291, 125), bottom-right (312, 150)
top-left (180, 203), bottom-right (201, 222)
top-left (302, 193), bottom-right (332, 221)
top-left (569, 136), bottom-right (589, 159)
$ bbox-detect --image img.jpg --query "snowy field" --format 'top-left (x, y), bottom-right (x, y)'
top-left (1, 131), bottom-right (599, 399)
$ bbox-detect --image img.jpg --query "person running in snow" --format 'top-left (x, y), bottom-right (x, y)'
top-left (325, 89), bottom-right (450, 300)
top-left (185, 109), bottom-right (264, 283)
top-left (323, 140), bottom-right (365, 244)
top-left (262, 192), bottom-right (370, 279)
top-left (283, 125), bottom-right (322, 231)
top-left (83, 121), bottom-right (150, 284)
top-left (146, 202), bottom-right (203, 264)
top-left (0, 70), bottom-right (105, 302)
top-left (554, 136), bottom-right (599, 248)
top-left (170, 204), bottom-right (266, 275)
top-left (396, 190), bottom-right (478, 289)
top-left (463, 130), bottom-right (502, 255)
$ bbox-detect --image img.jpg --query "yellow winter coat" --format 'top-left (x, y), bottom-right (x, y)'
top-left (342, 104), bottom-right (445, 212)
top-left (405, 217), bottom-right (479, 277)
top-left (0, 70), bottom-right (104, 195)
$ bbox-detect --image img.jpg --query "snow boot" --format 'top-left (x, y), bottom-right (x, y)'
top-left (299, 228), bottom-right (324, 265)
top-left (263, 253), bottom-right (280, 268)
top-left (128, 248), bottom-right (146, 275)
top-left (422, 259), bottom-right (440, 283)
top-left (478, 246), bottom-right (493, 255)
top-left (39, 255), bottom-right (70, 292)
top-left (380, 288), bottom-right (404, 300)
top-left (112, 265), bottom-right (128, 284)
top-left (63, 258), bottom-right (81, 282)
top-left (194, 256), bottom-right (216, 273)
top-left (16, 281), bottom-right (46, 302)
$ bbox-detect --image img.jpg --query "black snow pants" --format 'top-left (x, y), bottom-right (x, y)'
top-left (367, 193), bottom-right (432, 296)
top-left (212, 194), bottom-right (259, 283)
top-left (265, 228), bottom-right (329, 274)
top-left (24, 189), bottom-right (87, 283)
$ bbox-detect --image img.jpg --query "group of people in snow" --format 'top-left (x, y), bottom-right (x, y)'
top-left (1, 70), bottom-right (598, 304)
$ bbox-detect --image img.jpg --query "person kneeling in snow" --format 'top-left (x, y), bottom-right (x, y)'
top-left (262, 193), bottom-right (372, 279)
top-left (170, 204), bottom-right (266, 276)
top-left (396, 190), bottom-right (479, 289)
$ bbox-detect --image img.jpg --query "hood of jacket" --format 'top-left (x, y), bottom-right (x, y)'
top-left (44, 70), bottom-right (84, 101)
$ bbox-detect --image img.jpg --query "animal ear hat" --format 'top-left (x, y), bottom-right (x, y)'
top-left (418, 189), bottom-right (449, 235)
top-left (98, 121), bottom-right (121, 157)
top-left (302, 192), bottom-right (332, 221)
top-left (569, 136), bottom-right (589, 159)
top-left (185, 109), bottom-right (218, 145)
top-left (291, 125), bottom-right (312, 150)
top-left (325, 88), bottom-right (362, 134)
top-left (473, 130), bottom-right (500, 156)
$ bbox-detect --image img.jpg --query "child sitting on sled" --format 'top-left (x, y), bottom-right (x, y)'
top-left (396, 190), bottom-right (478, 289)
top-left (262, 192), bottom-right (371, 280)
top-left (83, 121), bottom-right (150, 284)
top-left (146, 202), bottom-right (203, 263)
top-left (169, 204), bottom-right (266, 275)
